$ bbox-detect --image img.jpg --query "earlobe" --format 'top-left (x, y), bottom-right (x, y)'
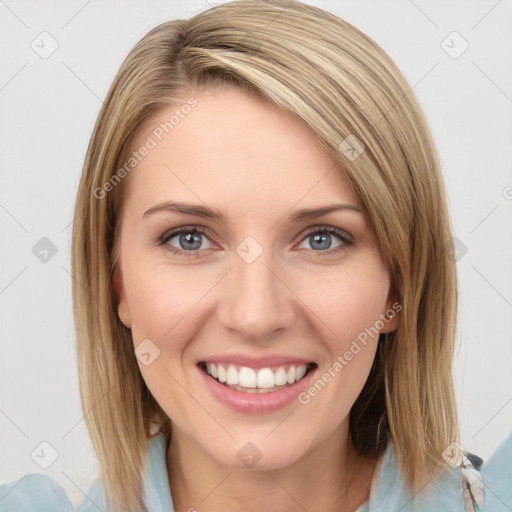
top-left (381, 293), bottom-right (401, 333)
top-left (381, 308), bottom-right (400, 333)
top-left (112, 266), bottom-right (131, 328)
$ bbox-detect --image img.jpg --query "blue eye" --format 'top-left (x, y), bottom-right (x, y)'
top-left (298, 227), bottom-right (354, 254)
top-left (159, 227), bottom-right (211, 258)
top-left (158, 225), bottom-right (354, 258)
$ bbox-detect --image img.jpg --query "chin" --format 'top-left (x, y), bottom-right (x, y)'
top-left (203, 433), bottom-right (313, 471)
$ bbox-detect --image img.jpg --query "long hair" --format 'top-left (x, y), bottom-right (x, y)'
top-left (71, 1), bottom-right (459, 510)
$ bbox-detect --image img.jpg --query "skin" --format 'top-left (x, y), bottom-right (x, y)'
top-left (113, 85), bottom-right (400, 512)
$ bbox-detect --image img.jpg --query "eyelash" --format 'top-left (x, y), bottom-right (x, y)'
top-left (157, 225), bottom-right (354, 258)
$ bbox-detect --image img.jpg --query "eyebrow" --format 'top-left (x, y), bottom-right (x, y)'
top-left (142, 201), bottom-right (366, 223)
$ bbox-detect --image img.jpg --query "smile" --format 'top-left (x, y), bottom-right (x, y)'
top-left (199, 362), bottom-right (317, 394)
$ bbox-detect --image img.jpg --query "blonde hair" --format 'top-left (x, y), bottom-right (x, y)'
top-left (71, 1), bottom-right (459, 510)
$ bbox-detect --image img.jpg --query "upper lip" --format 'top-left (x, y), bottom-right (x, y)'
top-left (198, 354), bottom-right (316, 370)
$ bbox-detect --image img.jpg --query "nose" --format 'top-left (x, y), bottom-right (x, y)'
top-left (216, 241), bottom-right (296, 341)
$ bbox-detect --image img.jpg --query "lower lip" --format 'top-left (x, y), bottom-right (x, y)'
top-left (198, 365), bottom-right (317, 414)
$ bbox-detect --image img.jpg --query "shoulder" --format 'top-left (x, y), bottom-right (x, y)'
top-left (0, 433), bottom-right (170, 512)
top-left (77, 431), bottom-right (174, 510)
top-left (0, 472), bottom-right (112, 512)
top-left (0, 473), bottom-right (74, 511)
top-left (358, 437), bottom-right (491, 511)
top-left (480, 428), bottom-right (512, 511)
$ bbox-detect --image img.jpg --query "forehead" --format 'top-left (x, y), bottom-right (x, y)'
top-left (121, 86), bottom-right (360, 218)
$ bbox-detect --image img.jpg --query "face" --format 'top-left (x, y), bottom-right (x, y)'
top-left (113, 85), bottom-right (399, 470)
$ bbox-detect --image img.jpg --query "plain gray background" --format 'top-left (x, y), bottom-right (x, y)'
top-left (1, 0), bottom-right (511, 507)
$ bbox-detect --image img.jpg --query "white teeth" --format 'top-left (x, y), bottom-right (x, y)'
top-left (204, 362), bottom-right (311, 390)
top-left (217, 365), bottom-right (227, 383)
top-left (295, 364), bottom-right (307, 381)
top-left (226, 365), bottom-right (238, 385)
top-left (239, 367), bottom-right (257, 387)
top-left (274, 367), bottom-right (287, 386)
top-left (256, 368), bottom-right (274, 389)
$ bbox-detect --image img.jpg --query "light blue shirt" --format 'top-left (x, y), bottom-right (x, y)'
top-left (1, 429), bottom-right (511, 511)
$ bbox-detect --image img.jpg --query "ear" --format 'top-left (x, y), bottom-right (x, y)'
top-left (380, 288), bottom-right (401, 334)
top-left (112, 265), bottom-right (131, 328)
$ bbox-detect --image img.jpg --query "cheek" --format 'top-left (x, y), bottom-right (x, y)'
top-left (124, 261), bottom-right (205, 343)
top-left (303, 264), bottom-right (390, 348)
top-left (300, 266), bottom-right (389, 413)
top-left (124, 265), bottom-right (205, 426)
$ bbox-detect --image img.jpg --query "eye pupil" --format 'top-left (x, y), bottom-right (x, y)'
top-left (181, 232), bottom-right (201, 250)
top-left (310, 232), bottom-right (331, 250)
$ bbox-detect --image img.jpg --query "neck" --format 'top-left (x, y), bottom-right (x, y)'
top-left (166, 422), bottom-right (379, 512)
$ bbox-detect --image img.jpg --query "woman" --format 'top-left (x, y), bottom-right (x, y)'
top-left (1, 1), bottom-right (510, 511)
